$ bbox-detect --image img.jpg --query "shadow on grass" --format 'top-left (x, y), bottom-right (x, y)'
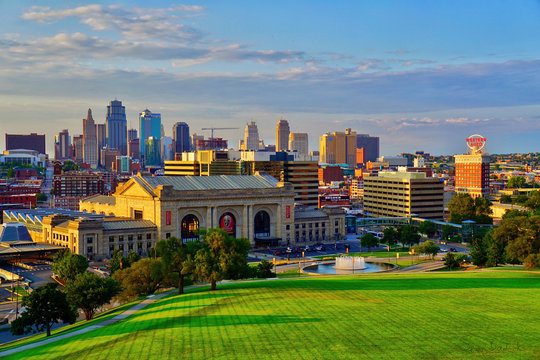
top-left (215, 274), bottom-right (540, 292)
top-left (90, 314), bottom-right (320, 338)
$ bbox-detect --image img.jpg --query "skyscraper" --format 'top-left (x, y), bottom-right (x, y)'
top-left (83, 109), bottom-right (98, 168)
top-left (173, 122), bottom-right (190, 154)
top-left (73, 135), bottom-right (83, 163)
top-left (161, 136), bottom-right (173, 162)
top-left (455, 135), bottom-right (491, 198)
top-left (276, 119), bottom-right (290, 152)
top-left (139, 109), bottom-right (162, 160)
top-left (241, 121), bottom-right (260, 151)
top-left (289, 133), bottom-right (308, 157)
top-left (145, 136), bottom-right (162, 167)
top-left (106, 100), bottom-right (128, 155)
top-left (319, 128), bottom-right (357, 168)
top-left (55, 129), bottom-right (70, 160)
top-left (128, 129), bottom-right (137, 142)
top-left (96, 123), bottom-right (106, 166)
top-left (356, 134), bottom-right (380, 165)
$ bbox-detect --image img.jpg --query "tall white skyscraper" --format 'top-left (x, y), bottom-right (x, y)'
top-left (242, 121), bottom-right (260, 151)
top-left (83, 109), bottom-right (98, 168)
top-left (289, 132), bottom-right (308, 157)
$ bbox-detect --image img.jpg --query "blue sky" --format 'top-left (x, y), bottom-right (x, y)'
top-left (1, 1), bottom-right (539, 155)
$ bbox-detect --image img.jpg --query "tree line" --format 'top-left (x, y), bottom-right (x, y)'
top-left (11, 228), bottom-right (272, 337)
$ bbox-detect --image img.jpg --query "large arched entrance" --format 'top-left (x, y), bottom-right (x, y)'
top-left (219, 212), bottom-right (236, 238)
top-left (254, 210), bottom-right (278, 248)
top-left (181, 214), bottom-right (199, 242)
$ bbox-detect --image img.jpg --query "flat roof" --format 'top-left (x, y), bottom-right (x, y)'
top-left (136, 173), bottom-right (280, 191)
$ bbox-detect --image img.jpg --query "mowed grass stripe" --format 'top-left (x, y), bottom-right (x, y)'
top-left (3, 271), bottom-right (539, 360)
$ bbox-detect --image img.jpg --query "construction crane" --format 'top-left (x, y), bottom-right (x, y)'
top-left (201, 127), bottom-right (239, 139)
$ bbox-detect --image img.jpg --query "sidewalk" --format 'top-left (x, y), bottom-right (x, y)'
top-left (0, 289), bottom-right (177, 358)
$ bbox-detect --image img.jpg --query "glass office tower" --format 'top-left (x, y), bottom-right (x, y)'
top-left (106, 100), bottom-right (128, 155)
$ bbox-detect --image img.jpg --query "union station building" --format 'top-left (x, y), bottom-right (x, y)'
top-left (80, 173), bottom-right (345, 249)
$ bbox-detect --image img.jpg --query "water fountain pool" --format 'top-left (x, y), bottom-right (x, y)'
top-left (335, 256), bottom-right (366, 270)
top-left (302, 257), bottom-right (396, 275)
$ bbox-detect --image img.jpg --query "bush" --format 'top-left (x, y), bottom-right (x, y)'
top-left (256, 260), bottom-right (275, 278)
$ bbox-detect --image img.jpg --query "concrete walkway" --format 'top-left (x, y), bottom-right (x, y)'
top-left (0, 289), bottom-right (177, 358)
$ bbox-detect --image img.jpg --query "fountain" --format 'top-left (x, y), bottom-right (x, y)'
top-left (334, 256), bottom-right (366, 270)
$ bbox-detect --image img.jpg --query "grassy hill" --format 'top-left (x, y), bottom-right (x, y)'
top-left (4, 271), bottom-right (539, 360)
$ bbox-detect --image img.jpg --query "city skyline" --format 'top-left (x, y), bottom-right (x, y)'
top-left (1, 1), bottom-right (539, 156)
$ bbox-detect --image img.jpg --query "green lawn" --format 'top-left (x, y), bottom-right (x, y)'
top-left (3, 271), bottom-right (540, 360)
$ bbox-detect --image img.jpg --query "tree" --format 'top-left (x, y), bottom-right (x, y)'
top-left (442, 225), bottom-right (456, 240)
top-left (502, 209), bottom-right (530, 219)
top-left (470, 236), bottom-right (488, 266)
top-left (52, 253), bottom-right (88, 282)
top-left (500, 194), bottom-right (513, 204)
top-left (498, 216), bottom-right (540, 269)
top-left (418, 221), bottom-right (436, 238)
top-left (257, 260), bottom-right (275, 278)
top-left (507, 176), bottom-right (526, 189)
top-left (155, 237), bottom-right (194, 295)
top-left (11, 283), bottom-right (77, 337)
top-left (382, 227), bottom-right (399, 246)
top-left (65, 271), bottom-right (120, 320)
top-left (525, 191), bottom-right (540, 214)
top-left (36, 193), bottom-right (47, 202)
top-left (448, 193), bottom-right (493, 224)
top-left (113, 258), bottom-right (165, 300)
top-left (109, 249), bottom-right (139, 274)
top-left (6, 168), bottom-right (14, 179)
top-left (193, 228), bottom-right (250, 291)
top-left (400, 225), bottom-right (421, 247)
top-left (444, 253), bottom-right (459, 270)
top-left (360, 233), bottom-right (378, 251)
top-left (412, 241), bottom-right (439, 259)
top-left (448, 193), bottom-right (476, 223)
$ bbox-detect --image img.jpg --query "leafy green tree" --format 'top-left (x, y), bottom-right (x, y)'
top-left (444, 253), bottom-right (460, 270)
top-left (485, 230), bottom-right (506, 267)
top-left (448, 193), bottom-right (493, 224)
top-left (194, 228), bottom-right (250, 291)
top-left (442, 225), bottom-right (456, 240)
top-left (155, 237), bottom-right (194, 295)
top-left (126, 250), bottom-right (141, 266)
top-left (65, 271), bottom-right (120, 320)
top-left (109, 249), bottom-right (139, 274)
top-left (257, 260), bottom-right (275, 278)
top-left (502, 209), bottom-right (530, 219)
top-left (223, 236), bottom-right (251, 280)
top-left (500, 194), bottom-right (513, 204)
top-left (382, 227), bottom-right (399, 246)
top-left (36, 193), bottom-right (47, 202)
top-left (523, 254), bottom-right (539, 269)
top-left (418, 221), bottom-right (436, 238)
top-left (498, 216), bottom-right (540, 269)
top-left (514, 194), bottom-right (529, 205)
top-left (360, 233), bottom-right (378, 251)
top-left (11, 283), bottom-right (77, 337)
top-left (525, 191), bottom-right (540, 214)
top-left (400, 225), bottom-right (421, 247)
top-left (412, 240), bottom-right (439, 259)
top-left (113, 258), bottom-right (164, 300)
top-left (52, 253), bottom-right (88, 282)
top-left (507, 176), bottom-right (526, 189)
top-left (6, 168), bottom-right (14, 179)
top-left (470, 236), bottom-right (488, 266)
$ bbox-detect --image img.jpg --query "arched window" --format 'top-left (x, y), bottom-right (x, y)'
top-left (254, 211), bottom-right (270, 237)
top-left (219, 212), bottom-right (236, 237)
top-left (181, 214), bottom-right (199, 242)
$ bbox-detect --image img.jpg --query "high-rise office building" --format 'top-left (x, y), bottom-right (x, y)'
top-left (241, 121), bottom-right (260, 151)
top-left (55, 129), bottom-right (70, 160)
top-left (191, 133), bottom-right (204, 151)
top-left (319, 128), bottom-right (357, 168)
top-left (128, 138), bottom-right (140, 160)
top-left (139, 109), bottom-right (161, 160)
top-left (363, 170), bottom-right (444, 220)
top-left (356, 134), bottom-right (380, 165)
top-left (5, 133), bottom-right (46, 154)
top-left (144, 136), bottom-right (161, 167)
top-left (73, 135), bottom-right (84, 163)
top-left (289, 133), bottom-right (308, 157)
top-left (276, 119), bottom-right (290, 152)
top-left (128, 129), bottom-right (137, 142)
top-left (96, 123), bottom-right (106, 166)
top-left (83, 109), bottom-right (98, 168)
top-left (173, 122), bottom-right (190, 154)
top-left (161, 136), bottom-right (173, 162)
top-left (455, 135), bottom-right (491, 198)
top-left (106, 100), bottom-right (128, 155)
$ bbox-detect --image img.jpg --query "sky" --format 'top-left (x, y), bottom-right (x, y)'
top-left (1, 1), bottom-right (539, 156)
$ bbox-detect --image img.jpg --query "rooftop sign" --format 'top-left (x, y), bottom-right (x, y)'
top-left (466, 134), bottom-right (486, 151)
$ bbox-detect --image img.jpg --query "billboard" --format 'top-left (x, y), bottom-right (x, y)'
top-left (466, 134), bottom-right (486, 151)
top-left (219, 213), bottom-right (235, 235)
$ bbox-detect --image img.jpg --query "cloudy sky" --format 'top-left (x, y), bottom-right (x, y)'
top-left (1, 1), bottom-right (539, 156)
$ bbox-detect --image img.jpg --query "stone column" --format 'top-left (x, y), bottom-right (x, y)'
top-left (206, 207), bottom-right (212, 230)
top-left (242, 205), bottom-right (249, 239)
top-left (248, 205), bottom-right (254, 242)
top-left (213, 206), bottom-right (218, 230)
top-left (276, 204), bottom-right (282, 239)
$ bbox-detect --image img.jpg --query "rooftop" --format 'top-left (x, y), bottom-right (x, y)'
top-left (136, 173), bottom-right (280, 192)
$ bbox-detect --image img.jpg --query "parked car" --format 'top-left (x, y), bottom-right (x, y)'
top-left (273, 250), bottom-right (281, 256)
top-left (450, 248), bottom-right (457, 252)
